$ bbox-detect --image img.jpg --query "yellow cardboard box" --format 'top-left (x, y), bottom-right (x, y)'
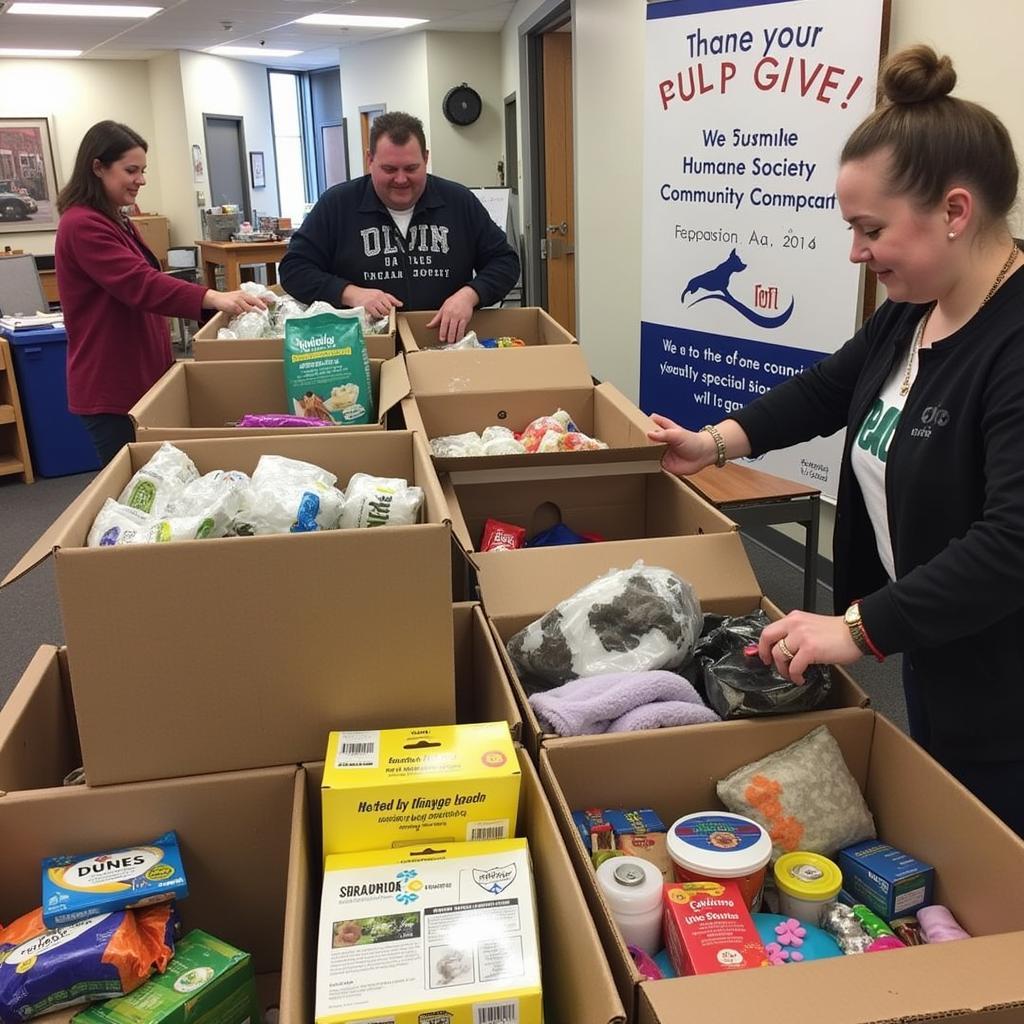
top-left (321, 723), bottom-right (520, 856)
top-left (315, 839), bottom-right (542, 1024)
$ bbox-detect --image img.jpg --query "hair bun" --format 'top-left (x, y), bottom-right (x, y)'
top-left (881, 45), bottom-right (956, 104)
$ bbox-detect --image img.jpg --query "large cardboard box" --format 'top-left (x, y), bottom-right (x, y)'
top-left (445, 466), bottom-right (736, 566)
top-left (1, 432), bottom-right (455, 786)
top-left (476, 532), bottom-right (869, 757)
top-left (0, 762), bottom-right (301, 1024)
top-left (402, 344), bottom-right (665, 475)
top-left (192, 291), bottom-right (397, 361)
top-left (129, 358), bottom-right (409, 442)
top-left (280, 751), bottom-right (626, 1024)
top-left (398, 306), bottom-right (576, 354)
top-left (539, 708), bottom-right (1024, 1023)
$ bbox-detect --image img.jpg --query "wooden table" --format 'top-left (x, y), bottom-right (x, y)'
top-left (196, 239), bottom-right (289, 291)
top-left (685, 461), bottom-right (822, 611)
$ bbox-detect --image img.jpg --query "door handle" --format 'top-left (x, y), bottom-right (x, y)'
top-left (546, 221), bottom-right (568, 235)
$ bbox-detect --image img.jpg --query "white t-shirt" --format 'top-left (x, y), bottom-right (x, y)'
top-left (386, 205), bottom-right (414, 237)
top-left (850, 339), bottom-right (920, 580)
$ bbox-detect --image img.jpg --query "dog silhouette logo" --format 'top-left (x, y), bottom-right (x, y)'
top-left (682, 248), bottom-right (794, 328)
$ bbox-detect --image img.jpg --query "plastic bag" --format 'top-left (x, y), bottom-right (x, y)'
top-left (237, 413), bottom-right (333, 428)
top-left (693, 610), bottom-right (834, 719)
top-left (339, 473), bottom-right (424, 529)
top-left (233, 455), bottom-right (345, 535)
top-left (507, 561), bottom-right (703, 691)
top-left (87, 497), bottom-right (156, 547)
top-left (240, 281), bottom-right (278, 304)
top-left (116, 443), bottom-right (199, 516)
top-left (166, 469), bottom-right (251, 538)
top-left (216, 328), bottom-right (239, 339)
top-left (226, 308), bottom-right (273, 338)
top-left (429, 432), bottom-right (486, 458)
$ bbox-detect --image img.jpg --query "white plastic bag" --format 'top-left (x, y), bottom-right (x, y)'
top-left (86, 498), bottom-right (218, 546)
top-left (116, 442), bottom-right (198, 516)
top-left (166, 469), bottom-right (252, 539)
top-left (233, 455), bottom-right (345, 535)
top-left (339, 473), bottom-right (424, 529)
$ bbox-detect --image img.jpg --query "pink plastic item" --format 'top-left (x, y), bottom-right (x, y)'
top-left (238, 413), bottom-right (333, 428)
top-left (917, 905), bottom-right (970, 942)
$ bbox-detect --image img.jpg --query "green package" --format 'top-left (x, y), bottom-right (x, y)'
top-left (284, 311), bottom-right (375, 425)
top-left (72, 930), bottom-right (260, 1024)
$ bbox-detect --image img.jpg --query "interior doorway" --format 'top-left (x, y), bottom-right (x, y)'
top-left (203, 114), bottom-right (251, 219)
top-left (359, 104), bottom-right (387, 173)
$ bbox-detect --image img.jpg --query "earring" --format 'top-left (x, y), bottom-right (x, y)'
top-left (948, 231), bottom-right (957, 240)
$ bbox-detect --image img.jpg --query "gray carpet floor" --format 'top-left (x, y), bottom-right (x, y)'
top-left (0, 470), bottom-right (907, 729)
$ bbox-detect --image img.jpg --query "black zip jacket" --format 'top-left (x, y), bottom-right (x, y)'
top-left (279, 174), bottom-right (520, 311)
top-left (732, 267), bottom-right (1024, 761)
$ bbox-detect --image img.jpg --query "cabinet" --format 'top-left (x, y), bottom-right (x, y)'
top-left (129, 215), bottom-right (171, 269)
top-left (0, 337), bottom-right (34, 483)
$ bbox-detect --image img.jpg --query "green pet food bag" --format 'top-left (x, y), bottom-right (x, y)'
top-left (284, 311), bottom-right (376, 425)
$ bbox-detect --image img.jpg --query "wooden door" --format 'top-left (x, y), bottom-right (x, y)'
top-left (542, 32), bottom-right (575, 335)
top-left (360, 105), bottom-right (386, 173)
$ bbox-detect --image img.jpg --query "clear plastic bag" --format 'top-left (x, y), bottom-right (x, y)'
top-left (339, 473), bottom-right (424, 529)
top-left (116, 442), bottom-right (198, 516)
top-left (166, 469), bottom-right (251, 538)
top-left (429, 432), bottom-right (486, 457)
top-left (227, 308), bottom-right (273, 338)
top-left (232, 455), bottom-right (345, 535)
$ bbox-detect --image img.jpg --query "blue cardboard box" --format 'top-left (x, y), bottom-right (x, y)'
top-left (837, 839), bottom-right (933, 920)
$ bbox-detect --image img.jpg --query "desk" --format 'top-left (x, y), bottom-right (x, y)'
top-left (196, 239), bottom-right (289, 291)
top-left (685, 461), bottom-right (822, 611)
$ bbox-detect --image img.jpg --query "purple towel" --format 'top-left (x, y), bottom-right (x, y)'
top-left (528, 670), bottom-right (720, 737)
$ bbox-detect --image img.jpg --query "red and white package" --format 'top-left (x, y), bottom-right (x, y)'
top-left (481, 518), bottom-right (526, 552)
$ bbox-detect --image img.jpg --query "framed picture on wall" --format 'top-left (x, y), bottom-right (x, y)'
top-left (249, 151), bottom-right (266, 189)
top-left (0, 116), bottom-right (61, 234)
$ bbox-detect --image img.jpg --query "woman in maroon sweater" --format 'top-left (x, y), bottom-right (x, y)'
top-left (55, 120), bottom-right (265, 464)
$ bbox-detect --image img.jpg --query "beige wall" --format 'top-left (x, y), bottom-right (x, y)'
top-left (147, 53), bottom-right (195, 249)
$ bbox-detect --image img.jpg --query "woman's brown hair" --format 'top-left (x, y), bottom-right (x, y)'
top-left (57, 120), bottom-right (147, 219)
top-left (841, 45), bottom-right (1018, 223)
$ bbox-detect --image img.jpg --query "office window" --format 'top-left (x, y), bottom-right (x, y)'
top-left (269, 71), bottom-right (309, 224)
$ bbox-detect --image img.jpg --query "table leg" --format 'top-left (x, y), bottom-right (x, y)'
top-left (266, 262), bottom-right (278, 286)
top-left (202, 260), bottom-right (217, 289)
top-left (225, 259), bottom-right (242, 291)
top-left (802, 494), bottom-right (821, 612)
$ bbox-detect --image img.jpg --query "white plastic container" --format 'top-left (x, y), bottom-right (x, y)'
top-left (773, 851), bottom-right (843, 925)
top-left (666, 811), bottom-right (773, 910)
top-left (595, 856), bottom-right (664, 954)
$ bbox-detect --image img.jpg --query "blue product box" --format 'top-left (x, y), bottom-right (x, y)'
top-left (42, 830), bottom-right (188, 927)
top-left (837, 839), bottom-right (933, 920)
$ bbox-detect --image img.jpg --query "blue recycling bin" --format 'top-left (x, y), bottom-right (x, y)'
top-left (1, 324), bottom-right (101, 477)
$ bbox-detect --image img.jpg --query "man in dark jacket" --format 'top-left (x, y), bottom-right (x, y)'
top-left (280, 111), bottom-right (520, 343)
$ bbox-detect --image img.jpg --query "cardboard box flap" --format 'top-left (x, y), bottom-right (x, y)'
top-left (378, 353), bottom-right (411, 414)
top-left (407, 342), bottom-right (594, 396)
top-left (477, 531), bottom-right (762, 621)
top-left (280, 768), bottom-right (314, 1024)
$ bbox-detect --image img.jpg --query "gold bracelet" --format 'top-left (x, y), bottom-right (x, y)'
top-left (701, 424), bottom-right (727, 468)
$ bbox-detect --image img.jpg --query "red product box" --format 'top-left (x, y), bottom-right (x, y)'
top-left (480, 518), bottom-right (526, 552)
top-left (663, 879), bottom-right (768, 977)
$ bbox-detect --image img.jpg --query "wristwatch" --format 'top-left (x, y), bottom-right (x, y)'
top-left (843, 602), bottom-right (871, 655)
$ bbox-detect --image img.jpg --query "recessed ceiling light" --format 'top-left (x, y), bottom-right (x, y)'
top-left (208, 46), bottom-right (302, 58)
top-left (0, 47), bottom-right (83, 56)
top-left (8, 3), bottom-right (162, 16)
top-left (295, 14), bottom-right (427, 29)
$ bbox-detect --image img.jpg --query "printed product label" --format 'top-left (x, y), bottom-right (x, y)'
top-left (674, 815), bottom-right (763, 853)
top-left (335, 731), bottom-right (381, 769)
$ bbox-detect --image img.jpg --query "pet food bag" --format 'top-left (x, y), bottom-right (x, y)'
top-left (284, 311), bottom-right (375, 425)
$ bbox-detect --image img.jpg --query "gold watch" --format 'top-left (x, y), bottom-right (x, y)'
top-left (844, 602), bottom-right (871, 655)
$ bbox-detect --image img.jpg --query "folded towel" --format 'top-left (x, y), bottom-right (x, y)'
top-left (529, 670), bottom-right (720, 737)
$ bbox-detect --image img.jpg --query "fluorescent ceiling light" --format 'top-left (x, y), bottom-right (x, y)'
top-left (208, 45), bottom-right (302, 58)
top-left (295, 13), bottom-right (427, 29)
top-left (8, 3), bottom-right (162, 16)
top-left (0, 47), bottom-right (83, 56)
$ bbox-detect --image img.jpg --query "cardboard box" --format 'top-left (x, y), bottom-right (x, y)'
top-left (475, 532), bottom-right (870, 757)
top-left (0, 763), bottom-right (301, 1024)
top-left (539, 708), bottom-right (1024, 1024)
top-left (402, 344), bottom-right (665, 475)
top-left (1, 431), bottom-right (455, 785)
top-left (321, 722), bottom-right (520, 855)
top-left (129, 357), bottom-right (410, 442)
top-left (280, 751), bottom-right (626, 1024)
top-left (445, 466), bottom-right (736, 566)
top-left (398, 306), bottom-right (576, 354)
top-left (0, 605), bottom-right (521, 794)
top-left (192, 290), bottom-right (397, 362)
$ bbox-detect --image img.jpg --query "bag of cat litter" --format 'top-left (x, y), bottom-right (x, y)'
top-left (338, 473), bottom-right (424, 529)
top-left (284, 310), bottom-right (375, 426)
top-left (232, 454), bottom-right (345, 535)
top-left (507, 561), bottom-right (703, 692)
top-left (116, 443), bottom-right (199, 517)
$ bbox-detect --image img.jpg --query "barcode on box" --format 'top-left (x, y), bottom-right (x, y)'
top-left (474, 1000), bottom-right (518, 1024)
top-left (335, 730), bottom-right (380, 768)
top-left (468, 820), bottom-right (510, 842)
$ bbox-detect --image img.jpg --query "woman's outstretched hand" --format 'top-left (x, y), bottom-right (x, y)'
top-left (647, 413), bottom-right (714, 476)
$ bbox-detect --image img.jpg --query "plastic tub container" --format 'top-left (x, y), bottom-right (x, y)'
top-left (595, 856), bottom-right (664, 954)
top-left (666, 811), bottom-right (772, 910)
top-left (773, 851), bottom-right (842, 925)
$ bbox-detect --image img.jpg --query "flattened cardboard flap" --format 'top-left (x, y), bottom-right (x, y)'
top-left (477, 531), bottom-right (762, 621)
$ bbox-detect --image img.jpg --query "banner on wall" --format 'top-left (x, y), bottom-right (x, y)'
top-left (639, 0), bottom-right (885, 499)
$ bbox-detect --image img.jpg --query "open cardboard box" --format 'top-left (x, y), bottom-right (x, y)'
top-left (444, 466), bottom-right (736, 568)
top-left (280, 750), bottom-right (626, 1024)
top-left (402, 344), bottom-right (665, 475)
top-left (0, 761), bottom-right (302, 1024)
top-left (539, 708), bottom-right (1024, 1023)
top-left (192, 288), bottom-right (397, 361)
top-left (1, 432), bottom-right (455, 786)
top-left (398, 306), bottom-right (576, 354)
top-left (129, 357), bottom-right (409, 442)
top-left (476, 532), bottom-right (869, 757)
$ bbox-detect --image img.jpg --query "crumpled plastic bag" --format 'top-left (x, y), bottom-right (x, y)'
top-left (166, 469), bottom-right (252, 538)
top-left (232, 454), bottom-right (345, 535)
top-left (116, 442), bottom-right (198, 517)
top-left (226, 308), bottom-right (273, 338)
top-left (339, 473), bottom-right (424, 529)
top-left (86, 498), bottom-right (223, 546)
top-left (693, 610), bottom-right (834, 719)
top-left (507, 561), bottom-right (703, 691)
top-left (425, 331), bottom-right (483, 351)
top-left (216, 328), bottom-right (239, 340)
top-left (430, 431), bottom-right (487, 458)
top-left (240, 281), bottom-right (278, 304)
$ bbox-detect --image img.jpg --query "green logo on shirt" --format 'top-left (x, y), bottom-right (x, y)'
top-left (857, 399), bottom-right (900, 464)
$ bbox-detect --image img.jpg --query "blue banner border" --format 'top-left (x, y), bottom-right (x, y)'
top-left (647, 0), bottom-right (802, 20)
